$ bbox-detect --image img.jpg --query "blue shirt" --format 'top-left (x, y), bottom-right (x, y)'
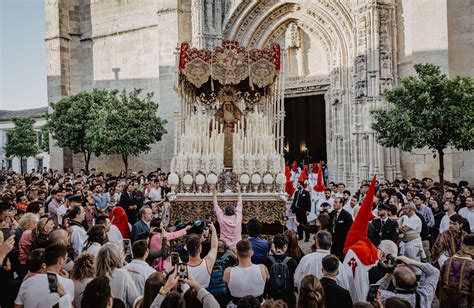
top-left (93, 193), bottom-right (110, 210)
top-left (248, 237), bottom-right (270, 264)
top-left (416, 204), bottom-right (435, 228)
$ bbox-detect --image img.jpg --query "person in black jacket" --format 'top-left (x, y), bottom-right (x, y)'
top-left (119, 183), bottom-right (138, 223)
top-left (369, 203), bottom-right (399, 247)
top-left (329, 197), bottom-right (353, 260)
top-left (320, 254), bottom-right (352, 308)
top-left (291, 182), bottom-right (311, 241)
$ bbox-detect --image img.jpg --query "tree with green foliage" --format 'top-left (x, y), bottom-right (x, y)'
top-left (5, 117), bottom-right (39, 172)
top-left (88, 88), bottom-right (167, 171)
top-left (47, 89), bottom-right (109, 172)
top-left (39, 119), bottom-right (50, 153)
top-left (371, 63), bottom-right (474, 188)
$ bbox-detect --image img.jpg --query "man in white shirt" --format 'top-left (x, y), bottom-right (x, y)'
top-left (69, 205), bottom-right (88, 257)
top-left (125, 240), bottom-right (156, 294)
top-left (398, 203), bottom-right (425, 262)
top-left (316, 189), bottom-right (334, 215)
top-left (439, 200), bottom-right (457, 234)
top-left (147, 181), bottom-right (162, 202)
top-left (15, 243), bottom-right (75, 308)
top-left (294, 230), bottom-right (349, 290)
top-left (458, 196), bottom-right (474, 233)
top-left (344, 195), bottom-right (360, 219)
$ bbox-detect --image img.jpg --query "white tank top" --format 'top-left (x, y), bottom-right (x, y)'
top-left (228, 264), bottom-right (265, 298)
top-left (187, 259), bottom-right (211, 288)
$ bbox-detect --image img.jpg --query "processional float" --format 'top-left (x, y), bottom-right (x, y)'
top-left (169, 40), bottom-right (286, 226)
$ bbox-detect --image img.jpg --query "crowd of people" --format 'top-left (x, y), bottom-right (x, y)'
top-left (0, 166), bottom-right (473, 308)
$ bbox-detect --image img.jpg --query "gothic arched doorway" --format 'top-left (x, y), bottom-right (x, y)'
top-left (284, 94), bottom-right (326, 165)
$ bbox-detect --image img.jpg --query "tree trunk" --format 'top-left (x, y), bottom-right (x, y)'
top-left (437, 148), bottom-right (445, 197)
top-left (20, 157), bottom-right (24, 174)
top-left (84, 151), bottom-right (91, 173)
top-left (122, 154), bottom-right (128, 173)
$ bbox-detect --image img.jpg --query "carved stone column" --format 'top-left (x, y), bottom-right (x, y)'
top-left (192, 0), bottom-right (224, 48)
top-left (351, 0), bottom-right (400, 182)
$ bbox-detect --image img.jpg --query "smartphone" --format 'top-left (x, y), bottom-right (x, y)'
top-left (203, 227), bottom-right (209, 239)
top-left (366, 284), bottom-right (380, 302)
top-left (122, 239), bottom-right (132, 256)
top-left (177, 263), bottom-right (188, 280)
top-left (171, 252), bottom-right (179, 266)
top-left (47, 272), bottom-right (58, 293)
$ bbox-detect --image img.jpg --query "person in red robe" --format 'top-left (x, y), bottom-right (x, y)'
top-left (109, 206), bottom-right (131, 239)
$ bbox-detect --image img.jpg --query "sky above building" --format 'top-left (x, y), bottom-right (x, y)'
top-left (0, 0), bottom-right (47, 110)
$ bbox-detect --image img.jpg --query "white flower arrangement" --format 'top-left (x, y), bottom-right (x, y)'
top-left (263, 174), bottom-right (274, 185)
top-left (276, 173), bottom-right (286, 185)
top-left (207, 173), bottom-right (218, 185)
top-left (182, 174), bottom-right (193, 185)
top-left (251, 173), bottom-right (262, 184)
top-left (168, 173), bottom-right (180, 185)
top-left (195, 174), bottom-right (206, 185)
top-left (240, 173), bottom-right (250, 184)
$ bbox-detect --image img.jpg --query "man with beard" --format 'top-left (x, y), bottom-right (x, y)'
top-left (316, 188), bottom-right (334, 215)
top-left (369, 203), bottom-right (399, 247)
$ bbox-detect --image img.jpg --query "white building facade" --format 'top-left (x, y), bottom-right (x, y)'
top-left (0, 107), bottom-right (50, 173)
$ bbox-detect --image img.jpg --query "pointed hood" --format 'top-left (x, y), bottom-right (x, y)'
top-left (343, 175), bottom-right (378, 265)
top-left (311, 163), bottom-right (318, 173)
top-left (304, 164), bottom-right (309, 174)
top-left (298, 169), bottom-right (308, 183)
top-left (313, 162), bottom-right (326, 192)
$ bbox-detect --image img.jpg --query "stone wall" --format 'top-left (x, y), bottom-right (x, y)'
top-left (396, 0), bottom-right (474, 185)
top-left (47, 0), bottom-right (183, 174)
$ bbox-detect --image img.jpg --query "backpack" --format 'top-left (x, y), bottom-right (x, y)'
top-left (207, 252), bottom-right (230, 296)
top-left (268, 256), bottom-right (291, 297)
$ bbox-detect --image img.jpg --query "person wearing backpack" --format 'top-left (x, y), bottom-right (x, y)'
top-left (207, 240), bottom-right (237, 307)
top-left (263, 233), bottom-right (297, 308)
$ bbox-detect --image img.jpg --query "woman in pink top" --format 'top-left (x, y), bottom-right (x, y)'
top-left (149, 219), bottom-right (192, 271)
top-left (212, 184), bottom-right (243, 249)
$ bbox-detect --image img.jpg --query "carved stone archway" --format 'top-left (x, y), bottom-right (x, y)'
top-left (192, 0), bottom-right (402, 189)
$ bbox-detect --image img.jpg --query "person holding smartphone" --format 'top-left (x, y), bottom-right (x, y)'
top-left (186, 222), bottom-right (218, 288)
top-left (14, 243), bottom-right (75, 308)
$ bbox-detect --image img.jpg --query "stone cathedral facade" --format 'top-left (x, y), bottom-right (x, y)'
top-left (46, 0), bottom-right (473, 187)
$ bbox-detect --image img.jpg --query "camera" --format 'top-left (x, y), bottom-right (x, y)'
top-left (378, 253), bottom-right (397, 273)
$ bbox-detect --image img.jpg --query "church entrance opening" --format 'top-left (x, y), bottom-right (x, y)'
top-left (284, 95), bottom-right (327, 165)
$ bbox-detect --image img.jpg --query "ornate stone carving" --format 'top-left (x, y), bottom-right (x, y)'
top-left (285, 22), bottom-right (301, 48)
top-left (355, 54), bottom-right (367, 98)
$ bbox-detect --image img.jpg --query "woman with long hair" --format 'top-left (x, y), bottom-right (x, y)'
top-left (135, 272), bottom-right (165, 308)
top-left (283, 229), bottom-right (304, 264)
top-left (96, 243), bottom-right (139, 307)
top-left (109, 206), bottom-right (131, 239)
top-left (297, 275), bottom-right (325, 308)
top-left (84, 224), bottom-right (108, 257)
top-left (71, 253), bottom-right (96, 308)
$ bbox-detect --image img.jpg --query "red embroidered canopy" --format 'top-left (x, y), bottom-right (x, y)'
top-left (179, 40), bottom-right (281, 89)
